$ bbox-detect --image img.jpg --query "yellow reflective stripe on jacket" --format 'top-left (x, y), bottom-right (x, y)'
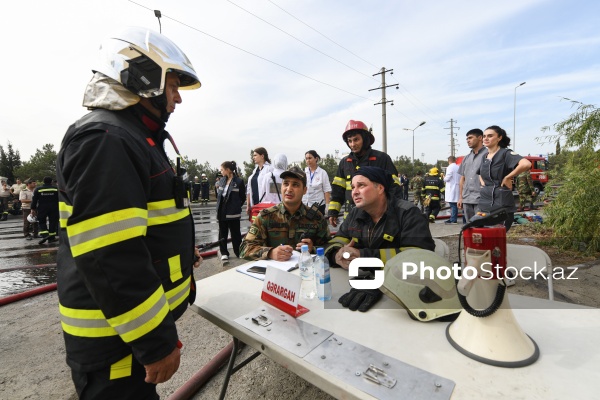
top-left (59, 304), bottom-right (118, 337)
top-left (106, 286), bottom-right (169, 343)
top-left (110, 354), bottom-right (132, 380)
top-left (59, 202), bottom-right (73, 229)
top-left (148, 199), bottom-right (190, 226)
top-left (168, 255), bottom-right (183, 282)
top-left (392, 174), bottom-right (400, 185)
top-left (379, 248), bottom-right (398, 263)
top-left (345, 181), bottom-right (352, 190)
top-left (38, 188), bottom-right (58, 193)
top-left (324, 236), bottom-right (351, 253)
top-left (166, 279), bottom-right (190, 311)
top-left (332, 176), bottom-right (346, 189)
top-left (329, 201), bottom-right (342, 213)
top-left (67, 208), bottom-right (148, 257)
top-left (329, 236), bottom-right (351, 246)
top-left (424, 185), bottom-right (439, 190)
top-left (59, 282), bottom-right (187, 339)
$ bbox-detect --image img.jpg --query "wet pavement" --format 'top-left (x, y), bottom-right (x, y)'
top-left (0, 203), bottom-right (250, 297)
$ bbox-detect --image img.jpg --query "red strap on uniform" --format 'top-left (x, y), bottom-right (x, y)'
top-left (176, 340), bottom-right (183, 349)
top-left (369, 156), bottom-right (377, 161)
top-left (146, 138), bottom-right (156, 146)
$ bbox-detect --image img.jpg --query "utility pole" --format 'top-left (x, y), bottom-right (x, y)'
top-left (445, 119), bottom-right (460, 157)
top-left (369, 67), bottom-right (398, 153)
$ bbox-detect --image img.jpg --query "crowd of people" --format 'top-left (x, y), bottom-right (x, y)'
top-left (1, 176), bottom-right (59, 244)
top-left (0, 26), bottom-right (537, 397)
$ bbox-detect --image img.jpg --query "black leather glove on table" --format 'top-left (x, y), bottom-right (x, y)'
top-left (338, 288), bottom-right (383, 312)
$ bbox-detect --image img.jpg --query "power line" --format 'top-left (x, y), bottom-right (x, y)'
top-left (267, 0), bottom-right (379, 69)
top-left (226, 0), bottom-right (376, 81)
top-left (128, 1), bottom-right (373, 101)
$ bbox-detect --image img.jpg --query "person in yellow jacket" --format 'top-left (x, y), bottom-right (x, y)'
top-left (56, 27), bottom-right (202, 398)
top-left (422, 167), bottom-right (445, 223)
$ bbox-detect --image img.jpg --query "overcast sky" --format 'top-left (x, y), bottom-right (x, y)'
top-left (2, 0), bottom-right (600, 170)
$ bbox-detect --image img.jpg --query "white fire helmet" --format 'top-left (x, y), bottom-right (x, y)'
top-left (380, 249), bottom-right (462, 322)
top-left (27, 214), bottom-right (38, 223)
top-left (94, 26), bottom-right (201, 98)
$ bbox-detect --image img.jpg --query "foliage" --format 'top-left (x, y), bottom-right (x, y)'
top-left (539, 99), bottom-right (600, 253)
top-left (14, 144), bottom-right (56, 181)
top-left (178, 157), bottom-right (218, 181)
top-left (392, 155), bottom-right (431, 178)
top-left (547, 149), bottom-right (591, 180)
top-left (242, 149), bottom-right (255, 180)
top-left (0, 142), bottom-right (22, 182)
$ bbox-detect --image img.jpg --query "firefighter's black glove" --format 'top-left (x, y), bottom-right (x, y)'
top-left (338, 288), bottom-right (383, 312)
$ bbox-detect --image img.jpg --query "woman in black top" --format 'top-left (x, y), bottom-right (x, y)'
top-left (216, 161), bottom-right (246, 260)
top-left (477, 125), bottom-right (531, 231)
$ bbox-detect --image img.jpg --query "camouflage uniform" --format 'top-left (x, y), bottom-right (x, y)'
top-left (410, 174), bottom-right (424, 210)
top-left (517, 171), bottom-right (536, 211)
top-left (239, 202), bottom-right (330, 260)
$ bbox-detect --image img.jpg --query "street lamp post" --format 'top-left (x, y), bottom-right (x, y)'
top-left (403, 121), bottom-right (426, 164)
top-left (513, 82), bottom-right (526, 151)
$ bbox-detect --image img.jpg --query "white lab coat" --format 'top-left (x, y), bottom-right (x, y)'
top-left (444, 162), bottom-right (461, 203)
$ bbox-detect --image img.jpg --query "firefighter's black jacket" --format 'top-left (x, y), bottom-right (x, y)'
top-left (423, 174), bottom-right (445, 201)
top-left (31, 183), bottom-right (58, 211)
top-left (328, 149), bottom-right (400, 217)
top-left (56, 106), bottom-right (195, 372)
top-left (325, 197), bottom-right (435, 265)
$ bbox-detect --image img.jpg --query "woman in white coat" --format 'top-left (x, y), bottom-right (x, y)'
top-left (246, 147), bottom-right (273, 211)
top-left (302, 150), bottom-right (331, 215)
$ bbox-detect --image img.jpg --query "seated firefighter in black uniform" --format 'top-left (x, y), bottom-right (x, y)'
top-left (324, 166), bottom-right (435, 311)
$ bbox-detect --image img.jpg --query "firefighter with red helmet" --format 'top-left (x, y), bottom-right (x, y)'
top-left (328, 120), bottom-right (401, 226)
top-left (56, 27), bottom-right (202, 398)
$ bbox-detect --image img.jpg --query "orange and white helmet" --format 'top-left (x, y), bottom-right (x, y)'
top-left (342, 120), bottom-right (375, 146)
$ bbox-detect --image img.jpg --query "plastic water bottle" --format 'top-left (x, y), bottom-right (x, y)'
top-left (315, 247), bottom-right (332, 301)
top-left (299, 245), bottom-right (316, 300)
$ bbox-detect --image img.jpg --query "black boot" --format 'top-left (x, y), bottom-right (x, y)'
top-left (39, 237), bottom-right (48, 245)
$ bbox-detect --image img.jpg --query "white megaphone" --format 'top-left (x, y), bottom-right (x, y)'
top-left (446, 212), bottom-right (539, 367)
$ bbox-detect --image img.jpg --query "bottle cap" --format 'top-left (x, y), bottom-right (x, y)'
top-left (316, 247), bottom-right (324, 256)
top-left (301, 244), bottom-right (308, 251)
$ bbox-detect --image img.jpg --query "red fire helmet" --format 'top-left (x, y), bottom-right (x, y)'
top-left (342, 120), bottom-right (375, 145)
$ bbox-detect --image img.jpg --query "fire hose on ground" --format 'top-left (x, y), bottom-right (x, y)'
top-left (0, 236), bottom-right (247, 398)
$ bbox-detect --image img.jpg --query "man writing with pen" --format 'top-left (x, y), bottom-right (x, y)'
top-left (240, 166), bottom-right (330, 261)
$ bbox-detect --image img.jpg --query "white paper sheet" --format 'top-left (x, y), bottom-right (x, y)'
top-left (236, 251), bottom-right (300, 280)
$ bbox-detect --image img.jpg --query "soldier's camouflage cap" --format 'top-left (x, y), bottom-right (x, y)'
top-left (280, 166), bottom-right (306, 186)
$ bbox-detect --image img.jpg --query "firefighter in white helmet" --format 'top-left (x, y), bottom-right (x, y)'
top-left (56, 27), bottom-right (202, 398)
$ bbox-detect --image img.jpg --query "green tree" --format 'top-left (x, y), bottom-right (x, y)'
top-left (0, 142), bottom-right (22, 182)
top-left (14, 144), bottom-right (56, 181)
top-left (319, 154), bottom-right (338, 182)
top-left (242, 149), bottom-right (255, 179)
top-left (540, 99), bottom-right (600, 252)
top-left (393, 156), bottom-right (431, 179)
